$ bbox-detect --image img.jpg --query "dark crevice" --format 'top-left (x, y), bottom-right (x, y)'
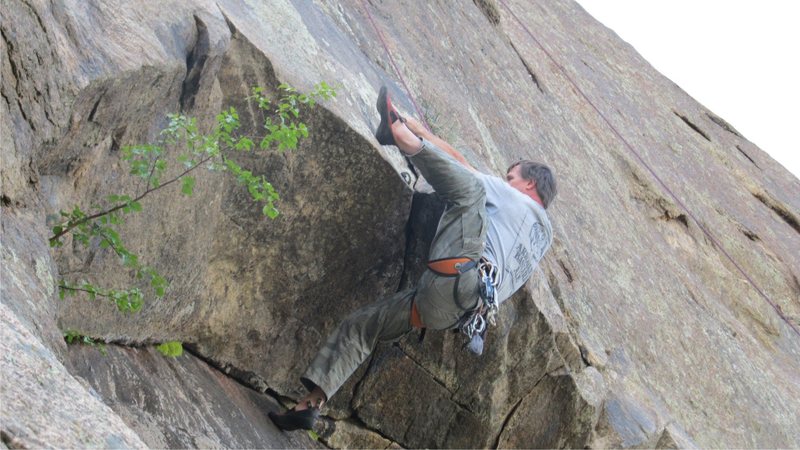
top-left (15, 98), bottom-right (34, 131)
top-left (110, 126), bottom-right (127, 153)
top-left (1, 88), bottom-right (11, 111)
top-left (343, 412), bottom-right (399, 448)
top-left (578, 347), bottom-right (592, 367)
top-left (1, 429), bottom-right (25, 449)
top-left (706, 112), bottom-right (742, 137)
top-left (751, 192), bottom-right (800, 235)
top-left (740, 227), bottom-right (760, 242)
top-left (557, 259), bottom-right (574, 283)
top-left (545, 267), bottom-right (566, 311)
top-left (473, 0), bottom-right (500, 26)
top-left (736, 145), bottom-right (759, 168)
top-left (660, 211), bottom-right (689, 228)
top-left (394, 343), bottom-right (479, 417)
top-left (221, 11), bottom-right (237, 35)
top-left (181, 343), bottom-right (271, 395)
top-left (674, 112), bottom-right (711, 142)
top-left (1, 195), bottom-right (11, 207)
top-left (509, 42), bottom-right (544, 93)
top-left (394, 344), bottom-right (462, 403)
top-left (87, 90), bottom-right (105, 123)
top-left (2, 27), bottom-right (20, 88)
top-left (23, 0), bottom-right (50, 39)
top-left (492, 372), bottom-right (549, 448)
top-left (396, 192), bottom-right (444, 292)
top-left (180, 15), bottom-right (211, 112)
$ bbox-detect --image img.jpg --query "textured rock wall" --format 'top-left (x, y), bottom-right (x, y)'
top-left (2, 0), bottom-right (799, 448)
top-left (68, 345), bottom-right (323, 449)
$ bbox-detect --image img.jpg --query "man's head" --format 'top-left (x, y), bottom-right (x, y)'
top-left (506, 160), bottom-right (557, 208)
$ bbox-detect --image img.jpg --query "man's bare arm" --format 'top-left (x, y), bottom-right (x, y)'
top-left (404, 118), bottom-right (477, 172)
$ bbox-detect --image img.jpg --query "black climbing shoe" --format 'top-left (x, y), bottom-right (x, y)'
top-left (268, 406), bottom-right (320, 431)
top-left (375, 85), bottom-right (403, 146)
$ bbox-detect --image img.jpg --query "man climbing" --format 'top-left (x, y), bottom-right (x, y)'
top-left (269, 86), bottom-right (556, 431)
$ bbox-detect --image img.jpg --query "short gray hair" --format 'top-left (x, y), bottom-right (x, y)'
top-left (507, 160), bottom-right (557, 208)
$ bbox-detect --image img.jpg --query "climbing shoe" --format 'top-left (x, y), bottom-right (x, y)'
top-left (374, 85), bottom-right (403, 146)
top-left (268, 405), bottom-right (320, 431)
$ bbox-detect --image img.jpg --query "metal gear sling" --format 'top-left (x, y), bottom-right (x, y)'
top-left (458, 259), bottom-right (498, 355)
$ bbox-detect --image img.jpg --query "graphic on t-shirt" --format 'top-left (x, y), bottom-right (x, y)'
top-left (529, 222), bottom-right (548, 262)
top-left (512, 242), bottom-right (533, 284)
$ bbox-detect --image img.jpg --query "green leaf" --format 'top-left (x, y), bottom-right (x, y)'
top-left (64, 330), bottom-right (78, 344)
top-left (104, 228), bottom-right (121, 245)
top-left (181, 176), bottom-right (196, 196)
top-left (263, 205), bottom-right (279, 219)
top-left (156, 341), bottom-right (183, 357)
top-left (235, 137), bottom-right (254, 151)
top-left (130, 201), bottom-right (142, 212)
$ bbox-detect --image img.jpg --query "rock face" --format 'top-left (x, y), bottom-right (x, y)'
top-left (2, 0), bottom-right (799, 448)
top-left (68, 345), bottom-right (323, 449)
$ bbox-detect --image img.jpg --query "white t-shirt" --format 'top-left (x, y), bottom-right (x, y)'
top-left (476, 173), bottom-right (553, 304)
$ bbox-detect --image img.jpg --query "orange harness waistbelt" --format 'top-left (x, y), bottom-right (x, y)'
top-left (426, 257), bottom-right (476, 277)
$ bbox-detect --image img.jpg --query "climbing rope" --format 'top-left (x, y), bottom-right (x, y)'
top-left (361, 0), bottom-right (431, 132)
top-left (496, 0), bottom-right (799, 337)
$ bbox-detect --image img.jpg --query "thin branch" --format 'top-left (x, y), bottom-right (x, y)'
top-left (58, 284), bottom-right (112, 298)
top-left (50, 153), bottom-right (216, 242)
top-left (96, 228), bottom-right (128, 261)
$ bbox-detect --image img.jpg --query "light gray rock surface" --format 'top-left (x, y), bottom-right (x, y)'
top-left (0, 303), bottom-right (146, 449)
top-left (2, 0), bottom-right (799, 448)
top-left (68, 345), bottom-right (323, 449)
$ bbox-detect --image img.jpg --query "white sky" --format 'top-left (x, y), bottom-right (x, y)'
top-left (575, 0), bottom-right (800, 179)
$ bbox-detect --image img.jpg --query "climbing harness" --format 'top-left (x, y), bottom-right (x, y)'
top-left (459, 259), bottom-right (498, 355)
top-left (427, 256), bottom-right (478, 277)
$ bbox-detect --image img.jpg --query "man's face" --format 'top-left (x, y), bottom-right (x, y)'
top-left (506, 165), bottom-right (534, 195)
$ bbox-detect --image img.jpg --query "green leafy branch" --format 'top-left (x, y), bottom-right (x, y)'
top-left (63, 329), bottom-right (107, 355)
top-left (63, 329), bottom-right (184, 358)
top-left (50, 81), bottom-right (337, 311)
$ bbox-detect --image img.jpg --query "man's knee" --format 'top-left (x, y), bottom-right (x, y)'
top-left (449, 174), bottom-right (485, 209)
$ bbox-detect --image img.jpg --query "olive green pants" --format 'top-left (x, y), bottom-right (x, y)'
top-left (301, 139), bottom-right (487, 398)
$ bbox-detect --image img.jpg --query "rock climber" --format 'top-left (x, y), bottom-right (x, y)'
top-left (269, 86), bottom-right (556, 431)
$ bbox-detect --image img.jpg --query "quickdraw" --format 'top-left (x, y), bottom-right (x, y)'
top-left (459, 259), bottom-right (498, 355)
